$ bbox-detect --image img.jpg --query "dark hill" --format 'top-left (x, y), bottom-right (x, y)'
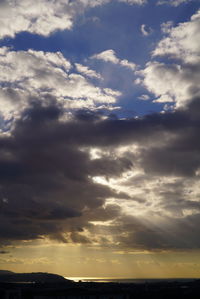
top-left (0, 271), bottom-right (71, 283)
top-left (0, 270), bottom-right (14, 275)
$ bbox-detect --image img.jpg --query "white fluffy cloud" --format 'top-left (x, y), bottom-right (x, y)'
top-left (0, 0), bottom-right (147, 40)
top-left (158, 0), bottom-right (193, 6)
top-left (91, 49), bottom-right (137, 70)
top-left (0, 47), bottom-right (121, 120)
top-left (0, 0), bottom-right (74, 39)
top-left (0, 0), bottom-right (192, 40)
top-left (141, 61), bottom-right (200, 106)
top-left (160, 21), bottom-right (174, 34)
top-left (75, 63), bottom-right (102, 79)
top-left (139, 9), bottom-right (200, 107)
top-left (154, 10), bottom-right (200, 63)
top-left (119, 0), bottom-right (147, 4)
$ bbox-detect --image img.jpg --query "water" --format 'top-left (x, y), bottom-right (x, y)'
top-left (65, 277), bottom-right (196, 283)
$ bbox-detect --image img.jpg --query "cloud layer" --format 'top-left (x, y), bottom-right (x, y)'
top-left (0, 47), bottom-right (120, 122)
top-left (139, 10), bottom-right (200, 107)
top-left (0, 0), bottom-right (147, 40)
top-left (0, 0), bottom-right (190, 40)
top-left (0, 2), bottom-right (200, 255)
top-left (0, 93), bottom-right (200, 250)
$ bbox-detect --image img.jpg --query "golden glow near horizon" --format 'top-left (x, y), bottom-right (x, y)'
top-left (1, 152), bottom-right (200, 277)
top-left (1, 242), bottom-right (200, 278)
top-left (0, 1), bottom-right (200, 282)
top-left (1, 159), bottom-right (200, 278)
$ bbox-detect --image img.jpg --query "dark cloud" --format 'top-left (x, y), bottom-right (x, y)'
top-left (0, 100), bottom-right (132, 244)
top-left (0, 250), bottom-right (9, 254)
top-left (138, 99), bottom-right (200, 177)
top-left (0, 96), bottom-right (200, 250)
top-left (113, 212), bottom-right (200, 251)
top-left (141, 147), bottom-right (200, 177)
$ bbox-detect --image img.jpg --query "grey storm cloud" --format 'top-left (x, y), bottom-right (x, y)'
top-left (0, 95), bottom-right (200, 250)
top-left (0, 99), bottom-right (132, 244)
top-left (113, 212), bottom-right (200, 251)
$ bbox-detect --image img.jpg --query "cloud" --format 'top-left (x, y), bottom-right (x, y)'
top-left (160, 21), bottom-right (174, 34)
top-left (138, 94), bottom-right (150, 101)
top-left (0, 0), bottom-right (147, 40)
top-left (0, 256), bottom-right (52, 265)
top-left (114, 213), bottom-right (200, 250)
top-left (0, 250), bottom-right (9, 254)
top-left (86, 99), bottom-right (200, 250)
top-left (92, 50), bottom-right (119, 64)
top-left (119, 0), bottom-right (147, 4)
top-left (140, 61), bottom-right (200, 106)
top-left (0, 7), bottom-right (200, 253)
top-left (0, 40), bottom-right (199, 250)
top-left (140, 24), bottom-right (153, 36)
top-left (157, 0), bottom-right (193, 6)
top-left (91, 49), bottom-right (136, 70)
top-left (0, 100), bottom-right (134, 244)
top-left (0, 47), bottom-right (120, 121)
top-left (138, 9), bottom-right (200, 107)
top-left (75, 63), bottom-right (102, 79)
top-left (153, 10), bottom-right (200, 63)
top-left (0, 0), bottom-right (193, 42)
top-left (0, 0), bottom-right (73, 39)
top-left (0, 92), bottom-right (200, 250)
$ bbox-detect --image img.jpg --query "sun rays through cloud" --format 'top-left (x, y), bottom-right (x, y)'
top-left (0, 0), bottom-right (199, 278)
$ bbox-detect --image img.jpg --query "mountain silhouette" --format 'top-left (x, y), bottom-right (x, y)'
top-left (0, 270), bottom-right (71, 283)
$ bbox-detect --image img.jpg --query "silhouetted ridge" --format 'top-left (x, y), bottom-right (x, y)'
top-left (0, 270), bottom-right (14, 275)
top-left (0, 271), bottom-right (71, 283)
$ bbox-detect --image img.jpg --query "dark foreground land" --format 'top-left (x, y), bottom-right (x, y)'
top-left (0, 272), bottom-right (200, 299)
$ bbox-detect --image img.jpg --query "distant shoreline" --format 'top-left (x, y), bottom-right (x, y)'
top-left (65, 277), bottom-right (199, 283)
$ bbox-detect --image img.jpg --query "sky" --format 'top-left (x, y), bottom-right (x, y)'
top-left (0, 0), bottom-right (200, 278)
